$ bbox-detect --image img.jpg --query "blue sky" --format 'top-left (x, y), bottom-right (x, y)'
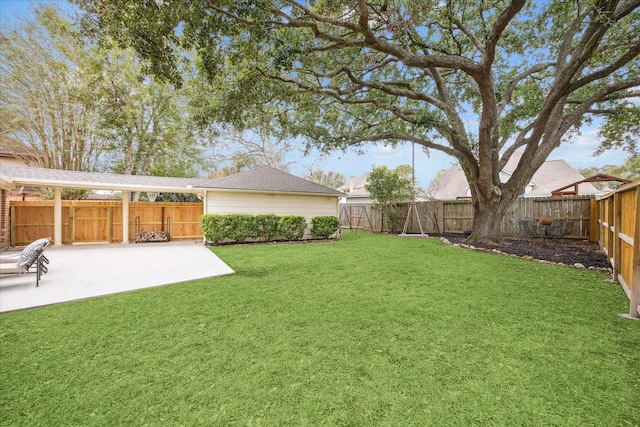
top-left (1, 0), bottom-right (629, 187)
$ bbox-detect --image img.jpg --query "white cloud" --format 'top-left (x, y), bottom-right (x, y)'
top-left (549, 125), bottom-right (627, 168)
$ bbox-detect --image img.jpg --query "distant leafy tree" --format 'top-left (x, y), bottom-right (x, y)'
top-left (609, 155), bottom-right (640, 181)
top-left (307, 169), bottom-right (346, 189)
top-left (577, 166), bottom-right (601, 179)
top-left (153, 193), bottom-right (200, 202)
top-left (365, 165), bottom-right (413, 233)
top-left (578, 155), bottom-right (639, 188)
top-left (0, 4), bottom-right (213, 187)
top-left (206, 128), bottom-right (297, 176)
top-left (96, 41), bottom-right (212, 184)
top-left (0, 6), bottom-right (106, 172)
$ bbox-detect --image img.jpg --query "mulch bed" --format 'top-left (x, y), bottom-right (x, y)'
top-left (433, 233), bottom-right (611, 271)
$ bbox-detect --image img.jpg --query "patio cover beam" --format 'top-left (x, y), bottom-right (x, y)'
top-left (54, 189), bottom-right (62, 247)
top-left (122, 191), bottom-right (130, 244)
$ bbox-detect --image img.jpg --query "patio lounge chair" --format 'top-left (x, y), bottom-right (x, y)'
top-left (0, 237), bottom-right (51, 287)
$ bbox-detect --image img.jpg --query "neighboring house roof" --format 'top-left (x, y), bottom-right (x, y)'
top-left (0, 164), bottom-right (344, 197)
top-left (0, 137), bottom-right (42, 194)
top-left (427, 152), bottom-right (601, 199)
top-left (0, 136), bottom-right (33, 158)
top-left (425, 164), bottom-right (468, 200)
top-left (0, 136), bottom-right (40, 168)
top-left (336, 173), bottom-right (371, 199)
top-left (336, 173), bottom-right (369, 192)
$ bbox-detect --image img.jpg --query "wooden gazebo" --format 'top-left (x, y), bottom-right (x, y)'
top-left (550, 173), bottom-right (631, 196)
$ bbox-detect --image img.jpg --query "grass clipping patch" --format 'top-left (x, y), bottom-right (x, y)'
top-left (1, 231), bottom-right (639, 426)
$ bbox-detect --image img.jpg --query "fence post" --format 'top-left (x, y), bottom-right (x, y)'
top-left (630, 186), bottom-right (640, 319)
top-left (589, 198), bottom-right (597, 242)
top-left (613, 191), bottom-right (623, 282)
top-left (10, 205), bottom-right (16, 247)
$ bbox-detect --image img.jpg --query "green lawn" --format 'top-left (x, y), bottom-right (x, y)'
top-left (1, 231), bottom-right (639, 426)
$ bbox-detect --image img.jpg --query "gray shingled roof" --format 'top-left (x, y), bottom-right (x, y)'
top-left (0, 164), bottom-right (344, 196)
top-left (202, 166), bottom-right (344, 195)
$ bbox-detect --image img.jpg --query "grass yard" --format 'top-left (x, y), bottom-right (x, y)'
top-left (1, 231), bottom-right (639, 426)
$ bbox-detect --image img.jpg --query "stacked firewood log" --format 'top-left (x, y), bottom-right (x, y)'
top-left (135, 231), bottom-right (170, 243)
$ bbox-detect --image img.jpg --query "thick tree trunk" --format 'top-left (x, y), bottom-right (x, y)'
top-left (467, 205), bottom-right (503, 244)
top-left (466, 194), bottom-right (513, 244)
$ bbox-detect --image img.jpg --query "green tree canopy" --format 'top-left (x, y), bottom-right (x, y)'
top-left (96, 40), bottom-right (212, 182)
top-left (365, 165), bottom-right (413, 233)
top-left (609, 154), bottom-right (639, 180)
top-left (75, 0), bottom-right (640, 242)
top-left (0, 6), bottom-right (105, 172)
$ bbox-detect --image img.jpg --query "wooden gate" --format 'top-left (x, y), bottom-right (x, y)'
top-left (72, 206), bottom-right (111, 243)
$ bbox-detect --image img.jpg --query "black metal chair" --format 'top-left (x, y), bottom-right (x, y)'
top-left (519, 219), bottom-right (545, 238)
top-left (545, 220), bottom-right (573, 239)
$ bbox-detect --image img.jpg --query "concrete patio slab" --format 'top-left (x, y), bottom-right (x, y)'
top-left (0, 241), bottom-right (234, 313)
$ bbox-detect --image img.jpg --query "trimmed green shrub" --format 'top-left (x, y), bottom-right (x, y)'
top-left (255, 214), bottom-right (280, 242)
top-left (200, 214), bottom-right (227, 245)
top-left (311, 216), bottom-right (340, 239)
top-left (278, 216), bottom-right (307, 241)
top-left (225, 214), bottom-right (258, 243)
top-left (202, 214), bottom-right (317, 244)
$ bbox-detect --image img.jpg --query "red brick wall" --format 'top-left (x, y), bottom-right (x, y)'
top-left (1, 189), bottom-right (9, 249)
top-left (1, 190), bottom-right (44, 248)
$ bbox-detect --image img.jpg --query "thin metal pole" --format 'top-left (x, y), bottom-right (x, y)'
top-left (399, 140), bottom-right (427, 237)
top-left (411, 140), bottom-right (419, 205)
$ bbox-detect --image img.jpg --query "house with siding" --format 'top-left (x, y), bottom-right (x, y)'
top-left (0, 164), bottom-right (344, 248)
top-left (0, 137), bottom-right (43, 248)
top-left (202, 166), bottom-right (344, 239)
top-left (427, 152), bottom-right (601, 200)
top-left (0, 136), bottom-right (40, 168)
top-left (336, 173), bottom-right (372, 204)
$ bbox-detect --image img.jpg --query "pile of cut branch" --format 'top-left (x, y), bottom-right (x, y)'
top-left (135, 231), bottom-right (169, 243)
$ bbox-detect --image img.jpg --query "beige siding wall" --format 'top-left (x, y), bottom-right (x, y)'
top-left (0, 157), bottom-right (31, 167)
top-left (206, 192), bottom-right (340, 238)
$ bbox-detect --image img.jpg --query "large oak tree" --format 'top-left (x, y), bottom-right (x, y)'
top-left (76, 0), bottom-right (639, 242)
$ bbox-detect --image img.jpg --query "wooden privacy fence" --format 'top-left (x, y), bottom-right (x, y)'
top-left (9, 201), bottom-right (203, 246)
top-left (594, 181), bottom-right (640, 319)
top-left (340, 195), bottom-right (595, 238)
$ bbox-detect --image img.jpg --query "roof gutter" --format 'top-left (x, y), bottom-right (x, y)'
top-left (0, 176), bottom-right (202, 193)
top-left (0, 174), bottom-right (16, 190)
top-left (202, 187), bottom-right (344, 197)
